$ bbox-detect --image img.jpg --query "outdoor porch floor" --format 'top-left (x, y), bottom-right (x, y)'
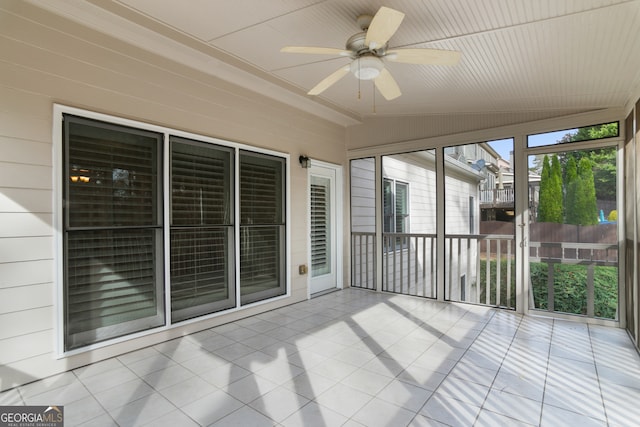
top-left (2, 288), bottom-right (640, 426)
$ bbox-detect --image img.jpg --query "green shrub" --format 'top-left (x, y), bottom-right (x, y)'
top-left (529, 262), bottom-right (617, 319)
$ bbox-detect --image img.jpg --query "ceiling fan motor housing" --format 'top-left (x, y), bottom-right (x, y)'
top-left (346, 32), bottom-right (387, 57)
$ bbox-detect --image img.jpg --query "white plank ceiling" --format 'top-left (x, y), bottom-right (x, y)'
top-left (25, 0), bottom-right (640, 121)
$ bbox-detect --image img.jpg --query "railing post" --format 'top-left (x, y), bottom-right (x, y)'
top-left (475, 239), bottom-right (481, 304)
top-left (587, 263), bottom-right (595, 317)
top-left (507, 240), bottom-right (512, 309)
top-left (547, 262), bottom-right (555, 312)
top-left (414, 236), bottom-right (419, 296)
top-left (466, 237), bottom-right (471, 302)
top-left (430, 237), bottom-right (435, 298)
top-left (485, 239), bottom-right (491, 305)
top-left (496, 238), bottom-right (501, 307)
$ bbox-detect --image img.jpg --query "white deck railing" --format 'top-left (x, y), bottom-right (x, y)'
top-left (351, 232), bottom-right (619, 317)
top-left (351, 232), bottom-right (516, 309)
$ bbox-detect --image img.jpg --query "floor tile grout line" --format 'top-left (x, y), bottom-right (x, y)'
top-left (537, 318), bottom-right (555, 427)
top-left (588, 323), bottom-right (611, 426)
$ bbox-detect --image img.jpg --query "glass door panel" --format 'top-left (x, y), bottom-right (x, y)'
top-left (527, 142), bottom-right (619, 319)
top-left (444, 139), bottom-right (516, 308)
top-left (310, 165), bottom-right (337, 294)
top-left (350, 158), bottom-right (376, 290)
top-left (381, 151), bottom-right (437, 298)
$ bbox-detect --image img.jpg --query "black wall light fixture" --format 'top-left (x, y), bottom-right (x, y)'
top-left (299, 155), bottom-right (310, 168)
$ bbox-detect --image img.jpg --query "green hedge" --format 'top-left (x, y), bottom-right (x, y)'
top-left (529, 262), bottom-right (618, 319)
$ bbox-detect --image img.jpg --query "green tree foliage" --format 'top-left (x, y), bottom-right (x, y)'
top-left (558, 123), bottom-right (618, 201)
top-left (574, 157), bottom-right (598, 225)
top-left (551, 155), bottom-right (564, 221)
top-left (537, 155), bottom-right (551, 221)
top-left (571, 122), bottom-right (618, 141)
top-left (589, 148), bottom-right (617, 202)
top-left (538, 154), bottom-right (563, 223)
top-left (564, 155), bottom-right (579, 224)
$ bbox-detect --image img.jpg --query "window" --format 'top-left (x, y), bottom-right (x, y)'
top-left (63, 115), bottom-right (165, 350)
top-left (170, 137), bottom-right (235, 322)
top-left (239, 151), bottom-right (286, 304)
top-left (61, 110), bottom-right (287, 351)
top-left (527, 122), bottom-right (619, 148)
top-left (383, 179), bottom-right (409, 234)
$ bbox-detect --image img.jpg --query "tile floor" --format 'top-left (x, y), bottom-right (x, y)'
top-left (2, 289), bottom-right (640, 426)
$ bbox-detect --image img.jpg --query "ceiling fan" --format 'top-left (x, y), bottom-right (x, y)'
top-left (281, 6), bottom-right (461, 101)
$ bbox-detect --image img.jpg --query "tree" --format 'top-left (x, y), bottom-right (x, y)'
top-left (589, 148), bottom-right (617, 202)
top-left (564, 155), bottom-right (579, 224)
top-left (573, 157), bottom-right (598, 225)
top-left (538, 154), bottom-right (563, 223)
top-left (557, 123), bottom-right (618, 202)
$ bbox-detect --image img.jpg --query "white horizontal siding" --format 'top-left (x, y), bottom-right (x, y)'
top-left (0, 306), bottom-right (52, 341)
top-left (0, 283), bottom-right (53, 314)
top-left (0, 163), bottom-right (52, 190)
top-left (0, 189), bottom-right (52, 214)
top-left (349, 159), bottom-right (375, 233)
top-left (0, 260), bottom-right (53, 289)
top-left (0, 136), bottom-right (51, 167)
top-left (0, 330), bottom-right (52, 365)
top-left (0, 237), bottom-right (53, 264)
top-left (0, 213), bottom-right (51, 237)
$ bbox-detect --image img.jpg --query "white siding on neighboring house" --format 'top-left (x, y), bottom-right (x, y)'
top-left (350, 158), bottom-right (376, 233)
top-left (445, 175), bottom-right (479, 234)
top-left (350, 158), bottom-right (376, 289)
top-left (383, 154), bottom-right (437, 234)
top-left (0, 2), bottom-right (346, 391)
top-left (444, 157), bottom-right (483, 302)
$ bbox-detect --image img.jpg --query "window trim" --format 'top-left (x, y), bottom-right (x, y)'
top-left (383, 178), bottom-right (410, 233)
top-left (54, 104), bottom-right (291, 357)
top-left (383, 177), bottom-right (410, 252)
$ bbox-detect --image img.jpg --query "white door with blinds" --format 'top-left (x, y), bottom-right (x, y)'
top-left (309, 164), bottom-right (340, 294)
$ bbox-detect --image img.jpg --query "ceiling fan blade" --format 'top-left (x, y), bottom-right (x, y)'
top-left (365, 7), bottom-right (405, 50)
top-left (281, 46), bottom-right (351, 56)
top-left (374, 68), bottom-right (401, 100)
top-left (386, 48), bottom-right (461, 66)
top-left (308, 65), bottom-right (351, 95)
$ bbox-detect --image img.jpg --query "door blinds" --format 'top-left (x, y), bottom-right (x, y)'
top-left (311, 177), bottom-right (331, 276)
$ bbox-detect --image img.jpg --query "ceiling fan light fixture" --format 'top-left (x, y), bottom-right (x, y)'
top-left (351, 56), bottom-right (384, 80)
